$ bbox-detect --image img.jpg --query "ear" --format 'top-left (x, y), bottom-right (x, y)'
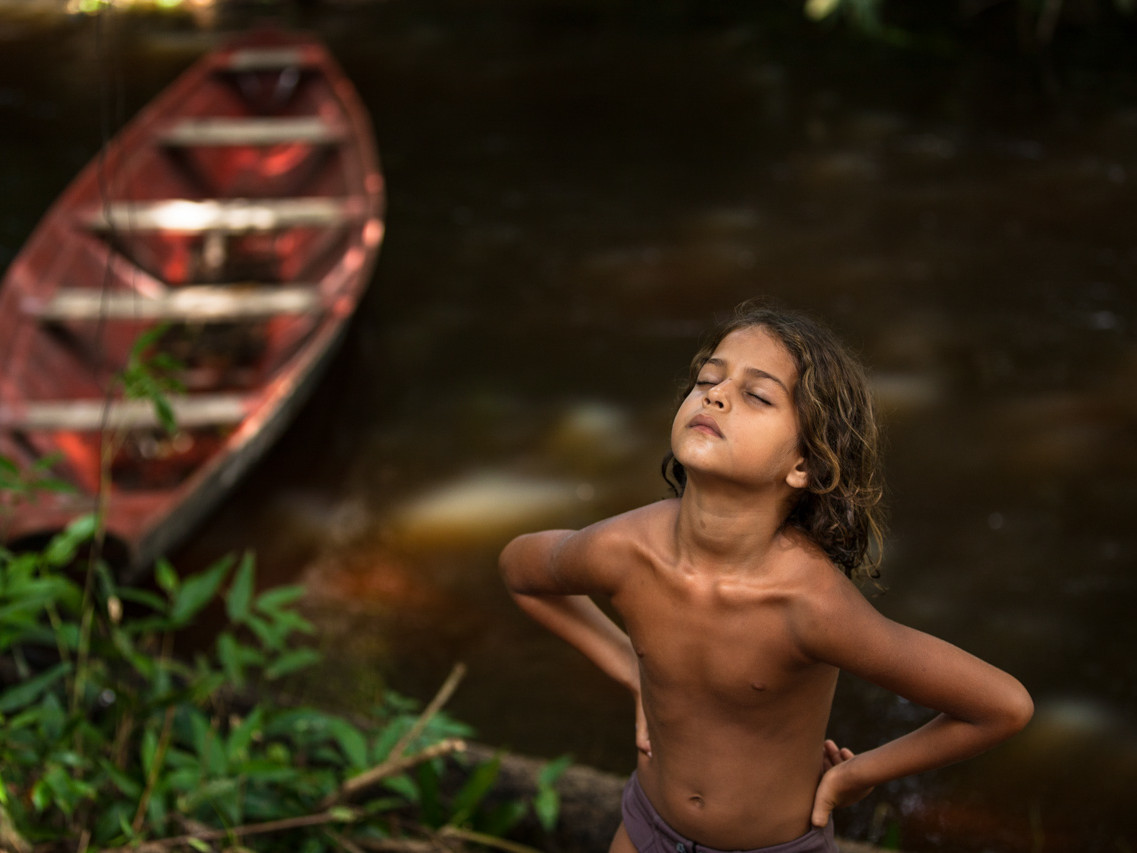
top-left (785, 457), bottom-right (809, 490)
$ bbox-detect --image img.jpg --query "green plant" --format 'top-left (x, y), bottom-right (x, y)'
top-left (0, 324), bottom-right (566, 850)
top-left (116, 325), bottom-right (185, 437)
top-left (0, 514), bottom-right (564, 851)
top-left (0, 454), bottom-right (73, 543)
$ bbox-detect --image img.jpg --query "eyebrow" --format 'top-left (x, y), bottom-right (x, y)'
top-left (703, 357), bottom-right (791, 394)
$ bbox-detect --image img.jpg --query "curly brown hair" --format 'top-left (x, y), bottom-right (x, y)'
top-left (662, 299), bottom-right (886, 581)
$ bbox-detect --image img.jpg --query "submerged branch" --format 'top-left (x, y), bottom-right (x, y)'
top-left (389, 662), bottom-right (468, 762)
top-left (334, 737), bottom-right (468, 806)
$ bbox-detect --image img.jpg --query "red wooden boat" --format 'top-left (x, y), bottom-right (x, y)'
top-left (0, 30), bottom-right (385, 573)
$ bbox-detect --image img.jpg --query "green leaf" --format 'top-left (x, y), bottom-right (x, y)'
top-left (324, 717), bottom-right (369, 770)
top-left (64, 513), bottom-right (99, 540)
top-left (202, 727), bottom-right (227, 777)
top-left (370, 719), bottom-right (409, 764)
top-left (533, 785), bottom-right (560, 832)
top-left (162, 766), bottom-right (202, 793)
top-left (153, 395), bottom-right (177, 435)
top-left (147, 784), bottom-right (169, 829)
top-left (532, 754), bottom-right (571, 832)
top-left (155, 558), bottom-right (179, 594)
top-left (417, 760), bottom-right (444, 828)
top-left (183, 706), bottom-right (212, 755)
top-left (51, 621), bottom-right (81, 651)
top-left (254, 584), bottom-right (307, 613)
top-left (42, 515), bottom-right (97, 566)
top-left (0, 661), bottom-right (71, 713)
top-left (216, 631), bottom-right (245, 688)
top-left (537, 753), bottom-right (573, 789)
top-left (447, 755), bottom-right (500, 827)
top-left (141, 727), bottom-right (160, 778)
top-left (36, 691), bottom-right (66, 741)
top-left (235, 759), bottom-right (301, 786)
top-left (178, 777), bottom-right (239, 815)
top-left (41, 763), bottom-right (96, 816)
top-left (263, 647), bottom-right (321, 680)
top-left (226, 706), bottom-right (264, 763)
top-left (30, 777), bottom-right (50, 812)
top-left (93, 801), bottom-right (135, 846)
top-left (169, 555), bottom-right (233, 626)
top-left (97, 758), bottom-right (143, 799)
top-left (226, 552), bottom-right (256, 623)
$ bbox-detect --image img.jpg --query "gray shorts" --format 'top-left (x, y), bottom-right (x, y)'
top-left (620, 772), bottom-right (839, 853)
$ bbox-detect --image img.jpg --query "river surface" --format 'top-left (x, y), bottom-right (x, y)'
top-left (2, 3), bottom-right (1135, 851)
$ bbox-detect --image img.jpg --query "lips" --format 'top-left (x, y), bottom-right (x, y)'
top-left (688, 414), bottom-right (722, 437)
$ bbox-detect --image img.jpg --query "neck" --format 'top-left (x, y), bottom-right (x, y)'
top-left (673, 477), bottom-right (795, 571)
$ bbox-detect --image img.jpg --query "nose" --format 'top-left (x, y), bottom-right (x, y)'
top-left (703, 380), bottom-right (730, 409)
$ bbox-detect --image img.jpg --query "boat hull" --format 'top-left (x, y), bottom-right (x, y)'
top-left (0, 29), bottom-right (385, 574)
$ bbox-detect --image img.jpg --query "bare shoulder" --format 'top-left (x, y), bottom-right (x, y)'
top-left (778, 534), bottom-right (889, 658)
top-left (501, 501), bottom-right (676, 596)
top-left (561, 500), bottom-right (677, 569)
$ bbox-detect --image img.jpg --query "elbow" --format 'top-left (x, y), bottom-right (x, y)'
top-left (994, 679), bottom-right (1035, 738)
top-left (498, 536), bottom-right (524, 590)
top-left (499, 533), bottom-right (542, 594)
top-left (1006, 683), bottom-right (1035, 734)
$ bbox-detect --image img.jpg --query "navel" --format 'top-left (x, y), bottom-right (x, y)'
top-left (688, 794), bottom-right (705, 809)
top-left (750, 681), bottom-right (768, 692)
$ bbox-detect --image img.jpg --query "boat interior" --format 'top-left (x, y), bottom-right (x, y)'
top-left (0, 39), bottom-right (378, 511)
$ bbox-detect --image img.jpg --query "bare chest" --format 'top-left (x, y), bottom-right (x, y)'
top-left (615, 573), bottom-right (811, 704)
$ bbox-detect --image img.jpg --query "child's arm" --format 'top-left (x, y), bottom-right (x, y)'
top-left (793, 574), bottom-right (1034, 827)
top-left (500, 527), bottom-right (650, 755)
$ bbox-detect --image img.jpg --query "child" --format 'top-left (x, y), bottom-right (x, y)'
top-left (499, 300), bottom-right (1033, 853)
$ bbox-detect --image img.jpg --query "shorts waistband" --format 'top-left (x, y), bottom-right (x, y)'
top-left (620, 772), bottom-right (837, 853)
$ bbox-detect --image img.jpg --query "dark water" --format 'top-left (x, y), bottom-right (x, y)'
top-left (2, 4), bottom-right (1136, 851)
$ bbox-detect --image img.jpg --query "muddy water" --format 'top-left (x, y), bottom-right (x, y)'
top-left (2, 4), bottom-right (1135, 850)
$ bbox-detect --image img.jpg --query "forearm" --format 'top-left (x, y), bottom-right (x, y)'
top-left (813, 703), bottom-right (1033, 827)
top-left (511, 590), bottom-right (639, 694)
top-left (835, 703), bottom-right (1030, 793)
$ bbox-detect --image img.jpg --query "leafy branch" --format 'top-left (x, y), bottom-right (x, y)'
top-left (0, 522), bottom-right (566, 851)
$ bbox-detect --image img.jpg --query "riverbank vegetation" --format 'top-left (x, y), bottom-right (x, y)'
top-left (0, 508), bottom-right (571, 851)
top-left (0, 341), bottom-right (568, 851)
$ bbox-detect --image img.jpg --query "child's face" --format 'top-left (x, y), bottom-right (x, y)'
top-left (670, 326), bottom-right (808, 494)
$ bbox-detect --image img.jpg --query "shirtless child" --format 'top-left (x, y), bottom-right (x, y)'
top-left (499, 301), bottom-right (1033, 853)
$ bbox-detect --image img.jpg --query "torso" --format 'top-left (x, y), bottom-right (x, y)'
top-left (607, 500), bottom-right (841, 849)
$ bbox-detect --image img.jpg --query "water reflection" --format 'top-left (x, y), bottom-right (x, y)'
top-left (2, 4), bottom-right (1135, 851)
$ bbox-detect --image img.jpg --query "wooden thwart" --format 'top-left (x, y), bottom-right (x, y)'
top-left (28, 285), bottom-right (322, 321)
top-left (160, 116), bottom-right (345, 147)
top-left (84, 197), bottom-right (357, 233)
top-left (224, 46), bottom-right (315, 72)
top-left (0, 394), bottom-right (251, 432)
